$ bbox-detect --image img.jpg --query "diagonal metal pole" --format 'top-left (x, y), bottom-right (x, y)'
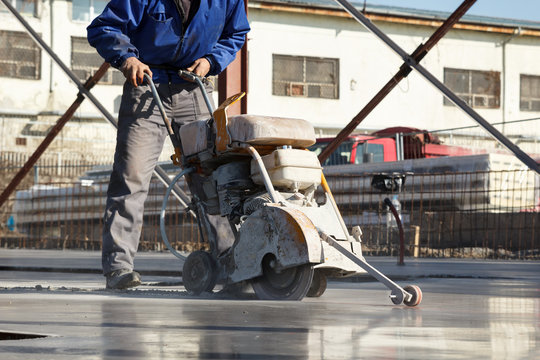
top-left (0, 0), bottom-right (194, 213)
top-left (319, 0), bottom-right (476, 163)
top-left (0, 63), bottom-right (109, 208)
top-left (331, 0), bottom-right (540, 174)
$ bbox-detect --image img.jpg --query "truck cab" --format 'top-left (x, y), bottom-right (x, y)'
top-left (310, 127), bottom-right (476, 166)
top-left (309, 135), bottom-right (397, 166)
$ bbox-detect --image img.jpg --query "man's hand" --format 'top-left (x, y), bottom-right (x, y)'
top-left (186, 58), bottom-right (211, 78)
top-left (120, 57), bottom-right (152, 87)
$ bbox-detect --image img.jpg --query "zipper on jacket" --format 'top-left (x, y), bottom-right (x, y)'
top-left (172, 0), bottom-right (186, 36)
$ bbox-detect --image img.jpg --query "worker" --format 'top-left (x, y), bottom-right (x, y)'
top-left (87, 0), bottom-right (250, 289)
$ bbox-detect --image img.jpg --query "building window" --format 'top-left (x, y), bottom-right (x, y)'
top-left (0, 0), bottom-right (37, 16)
top-left (15, 137), bottom-right (27, 146)
top-left (0, 30), bottom-right (41, 80)
top-left (72, 0), bottom-right (107, 22)
top-left (520, 75), bottom-right (540, 112)
top-left (71, 37), bottom-right (124, 85)
top-left (443, 68), bottom-right (500, 109)
top-left (273, 54), bottom-right (339, 99)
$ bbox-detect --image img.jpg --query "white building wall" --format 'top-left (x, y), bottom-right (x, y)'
top-left (247, 9), bottom-right (540, 142)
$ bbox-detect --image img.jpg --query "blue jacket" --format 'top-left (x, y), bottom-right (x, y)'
top-left (87, 0), bottom-right (250, 83)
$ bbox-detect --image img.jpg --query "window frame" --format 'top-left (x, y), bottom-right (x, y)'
top-left (71, 0), bottom-right (107, 23)
top-left (519, 74), bottom-right (540, 112)
top-left (272, 54), bottom-right (340, 100)
top-left (0, 0), bottom-right (37, 17)
top-left (443, 67), bottom-right (501, 109)
top-left (0, 30), bottom-right (41, 80)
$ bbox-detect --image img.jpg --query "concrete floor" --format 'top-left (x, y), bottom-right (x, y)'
top-left (0, 249), bottom-right (539, 359)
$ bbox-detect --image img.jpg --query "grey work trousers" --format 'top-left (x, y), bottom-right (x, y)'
top-left (102, 80), bottom-right (217, 275)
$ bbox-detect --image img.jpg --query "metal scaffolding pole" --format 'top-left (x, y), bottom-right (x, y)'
top-left (318, 0), bottom-right (476, 163)
top-left (0, 0), bottom-right (194, 213)
top-left (0, 63), bottom-right (109, 208)
top-left (330, 0), bottom-right (540, 174)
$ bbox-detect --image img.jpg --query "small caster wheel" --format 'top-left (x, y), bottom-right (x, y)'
top-left (403, 285), bottom-right (422, 307)
top-left (183, 250), bottom-right (217, 295)
top-left (306, 270), bottom-right (327, 298)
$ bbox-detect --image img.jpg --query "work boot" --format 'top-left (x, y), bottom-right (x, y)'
top-left (106, 269), bottom-right (141, 290)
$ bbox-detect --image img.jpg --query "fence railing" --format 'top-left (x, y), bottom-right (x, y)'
top-left (1, 166), bottom-right (539, 259)
top-left (0, 151), bottom-right (113, 181)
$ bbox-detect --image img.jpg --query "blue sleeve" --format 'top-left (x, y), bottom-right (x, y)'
top-left (206, 0), bottom-right (250, 75)
top-left (87, 0), bottom-right (147, 68)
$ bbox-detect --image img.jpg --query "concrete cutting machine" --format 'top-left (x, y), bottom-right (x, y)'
top-left (152, 71), bottom-right (422, 305)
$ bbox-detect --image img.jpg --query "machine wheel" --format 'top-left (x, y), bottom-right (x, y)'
top-left (252, 256), bottom-right (314, 301)
top-left (403, 285), bottom-right (422, 307)
top-left (182, 251), bottom-right (217, 295)
top-left (306, 270), bottom-right (327, 298)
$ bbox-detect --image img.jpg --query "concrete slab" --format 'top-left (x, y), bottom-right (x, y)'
top-left (1, 249), bottom-right (538, 280)
top-left (0, 249), bottom-right (539, 359)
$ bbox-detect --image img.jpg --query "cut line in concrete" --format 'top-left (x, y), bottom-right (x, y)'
top-left (0, 331), bottom-right (49, 341)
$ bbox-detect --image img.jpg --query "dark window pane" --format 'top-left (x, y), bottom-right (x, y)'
top-left (444, 68), bottom-right (469, 94)
top-left (272, 82), bottom-right (287, 96)
top-left (306, 59), bottom-right (336, 84)
top-left (0, 30), bottom-right (40, 79)
top-left (472, 71), bottom-right (499, 96)
top-left (307, 84), bottom-right (320, 98)
top-left (72, 36), bottom-right (119, 85)
top-left (488, 97), bottom-right (499, 108)
top-left (473, 96), bottom-right (486, 107)
top-left (273, 55), bottom-right (303, 82)
top-left (520, 75), bottom-right (540, 112)
top-left (320, 85), bottom-right (336, 99)
top-left (16, 0), bottom-right (36, 15)
top-left (366, 143), bottom-right (385, 163)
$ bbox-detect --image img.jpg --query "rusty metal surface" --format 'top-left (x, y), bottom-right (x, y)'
top-left (218, 0), bottom-right (249, 115)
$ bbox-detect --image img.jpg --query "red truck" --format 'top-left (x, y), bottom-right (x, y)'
top-left (310, 126), bottom-right (477, 166)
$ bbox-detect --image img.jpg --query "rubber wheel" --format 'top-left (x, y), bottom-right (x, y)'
top-left (182, 251), bottom-right (217, 295)
top-left (306, 270), bottom-right (327, 298)
top-left (403, 285), bottom-right (422, 307)
top-left (252, 256), bottom-right (314, 301)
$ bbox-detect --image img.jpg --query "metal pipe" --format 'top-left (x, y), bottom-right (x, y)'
top-left (384, 197), bottom-right (405, 266)
top-left (318, 0), bottom-right (477, 163)
top-left (144, 74), bottom-right (181, 148)
top-left (395, 133), bottom-right (401, 161)
top-left (332, 0), bottom-right (540, 174)
top-left (48, 0), bottom-right (54, 93)
top-left (246, 145), bottom-right (280, 203)
top-left (160, 167), bottom-right (195, 261)
top-left (321, 233), bottom-right (411, 303)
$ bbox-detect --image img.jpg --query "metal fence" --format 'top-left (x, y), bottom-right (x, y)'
top-left (1, 166), bottom-right (539, 259)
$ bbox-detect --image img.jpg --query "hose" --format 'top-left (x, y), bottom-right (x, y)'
top-left (160, 167), bottom-right (195, 260)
